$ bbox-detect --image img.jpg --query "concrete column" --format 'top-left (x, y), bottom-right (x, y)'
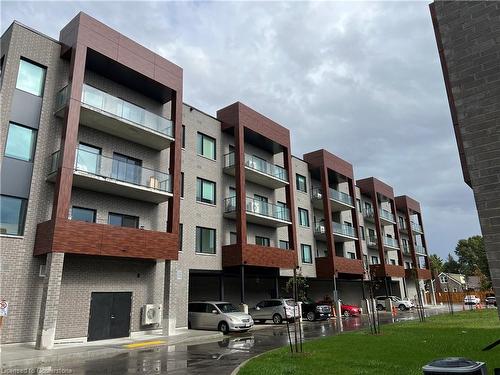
top-left (429, 279), bottom-right (437, 305)
top-left (151, 260), bottom-right (165, 306)
top-left (163, 260), bottom-right (184, 335)
top-left (36, 253), bottom-right (65, 350)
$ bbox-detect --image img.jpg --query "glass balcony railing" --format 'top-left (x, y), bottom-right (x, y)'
top-left (224, 196), bottom-right (291, 222)
top-left (49, 149), bottom-right (172, 193)
top-left (383, 236), bottom-right (399, 248)
top-left (415, 245), bottom-right (426, 255)
top-left (380, 209), bottom-right (395, 223)
top-left (332, 222), bottom-right (357, 238)
top-left (367, 236), bottom-right (378, 247)
top-left (56, 85), bottom-right (174, 137)
top-left (402, 245), bottom-right (410, 254)
top-left (329, 188), bottom-right (354, 206)
top-left (363, 208), bottom-right (375, 220)
top-left (224, 152), bottom-right (288, 182)
top-left (411, 222), bottom-right (423, 233)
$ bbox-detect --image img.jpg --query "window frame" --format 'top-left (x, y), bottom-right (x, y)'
top-left (181, 172), bottom-right (185, 198)
top-left (108, 212), bottom-right (139, 228)
top-left (195, 226), bottom-right (216, 254)
top-left (301, 243), bottom-right (313, 264)
top-left (0, 195), bottom-right (28, 236)
top-left (4, 123), bottom-right (37, 162)
top-left (196, 132), bottom-right (216, 160)
top-left (196, 177), bottom-right (216, 205)
top-left (71, 206), bottom-right (97, 223)
top-left (298, 208), bottom-right (310, 227)
top-left (181, 125), bottom-right (186, 149)
top-left (15, 58), bottom-right (46, 96)
top-left (296, 174), bottom-right (307, 193)
top-left (255, 236), bottom-right (270, 247)
top-left (279, 240), bottom-right (289, 250)
top-left (179, 223), bottom-right (183, 251)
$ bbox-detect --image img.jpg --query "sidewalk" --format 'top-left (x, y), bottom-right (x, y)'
top-left (0, 329), bottom-right (223, 368)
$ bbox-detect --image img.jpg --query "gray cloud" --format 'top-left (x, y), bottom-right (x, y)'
top-left (1, 1), bottom-right (481, 258)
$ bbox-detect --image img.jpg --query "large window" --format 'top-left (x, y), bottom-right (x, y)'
top-left (255, 236), bottom-right (270, 247)
top-left (0, 195), bottom-right (27, 236)
top-left (197, 132), bottom-right (216, 160)
top-left (108, 213), bottom-right (139, 228)
top-left (112, 152), bottom-right (142, 185)
top-left (76, 143), bottom-right (101, 174)
top-left (196, 227), bottom-right (216, 254)
top-left (5, 123), bottom-right (37, 162)
top-left (298, 208), bottom-right (310, 227)
top-left (301, 244), bottom-right (312, 264)
top-left (196, 178), bottom-right (216, 204)
top-left (16, 59), bottom-right (46, 96)
top-left (279, 240), bottom-right (289, 250)
top-left (71, 206), bottom-right (96, 223)
top-left (296, 174), bottom-right (307, 193)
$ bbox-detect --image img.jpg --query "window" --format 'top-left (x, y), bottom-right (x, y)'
top-left (443, 288), bottom-right (448, 292)
top-left (0, 195), bottom-right (27, 236)
top-left (364, 201), bottom-right (372, 212)
top-left (276, 201), bottom-right (287, 220)
top-left (16, 58), bottom-right (46, 96)
top-left (76, 143), bottom-right (101, 174)
top-left (230, 232), bottom-right (237, 245)
top-left (5, 123), bottom-right (37, 162)
top-left (398, 216), bottom-right (405, 228)
top-left (112, 153), bottom-right (142, 185)
top-left (255, 236), bottom-right (270, 247)
top-left (405, 261), bottom-right (411, 269)
top-left (196, 178), bottom-right (216, 204)
top-left (359, 226), bottom-right (365, 240)
top-left (390, 259), bottom-right (396, 265)
top-left (363, 255), bottom-right (368, 267)
top-left (298, 208), bottom-right (310, 227)
top-left (279, 240), bottom-right (289, 250)
top-left (347, 252), bottom-right (356, 260)
top-left (181, 125), bottom-right (186, 148)
top-left (453, 288), bottom-right (457, 292)
top-left (356, 199), bottom-right (362, 213)
top-left (197, 132), bottom-right (216, 160)
top-left (371, 256), bottom-right (379, 265)
top-left (71, 207), bottom-right (96, 223)
top-left (296, 174), bottom-right (307, 192)
top-left (440, 275), bottom-right (448, 283)
top-left (181, 172), bottom-right (184, 198)
top-left (368, 228), bottom-right (376, 240)
top-left (108, 213), bottom-right (139, 228)
top-left (301, 244), bottom-right (312, 264)
top-left (196, 227), bottom-right (216, 254)
top-left (179, 224), bottom-right (183, 251)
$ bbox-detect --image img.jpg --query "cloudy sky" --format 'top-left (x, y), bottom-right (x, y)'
top-left (2, 1), bottom-right (481, 259)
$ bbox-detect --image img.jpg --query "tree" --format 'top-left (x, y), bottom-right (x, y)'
top-left (284, 273), bottom-right (309, 302)
top-left (442, 254), bottom-right (460, 274)
top-left (454, 236), bottom-right (490, 282)
top-left (429, 254), bottom-right (443, 277)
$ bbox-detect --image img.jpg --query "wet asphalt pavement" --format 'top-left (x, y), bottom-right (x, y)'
top-left (16, 308), bottom-right (449, 375)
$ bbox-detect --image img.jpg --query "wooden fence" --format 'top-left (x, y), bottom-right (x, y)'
top-left (433, 291), bottom-right (493, 304)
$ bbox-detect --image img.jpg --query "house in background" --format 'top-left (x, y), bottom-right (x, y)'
top-left (434, 272), bottom-right (481, 293)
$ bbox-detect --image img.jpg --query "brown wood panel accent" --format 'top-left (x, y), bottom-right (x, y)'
top-left (395, 195), bottom-right (421, 214)
top-left (167, 90), bottom-right (182, 235)
top-left (235, 122), bottom-right (247, 245)
top-left (320, 163), bottom-right (336, 271)
top-left (370, 264), bottom-right (406, 278)
top-left (303, 149), bottom-right (354, 180)
top-left (284, 146), bottom-right (298, 254)
top-left (357, 177), bottom-right (395, 200)
top-left (221, 244), bottom-right (243, 267)
top-left (34, 219), bottom-right (178, 260)
top-left (405, 268), bottom-right (432, 280)
top-left (315, 257), bottom-right (334, 278)
top-left (222, 244), bottom-right (296, 269)
top-left (390, 199), bottom-right (403, 266)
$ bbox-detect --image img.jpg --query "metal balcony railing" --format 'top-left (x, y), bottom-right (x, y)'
top-left (224, 152), bottom-right (288, 182)
top-left (332, 222), bottom-right (357, 238)
top-left (363, 207), bottom-right (375, 220)
top-left (49, 149), bottom-right (172, 193)
top-left (402, 245), bottom-right (410, 254)
top-left (224, 196), bottom-right (290, 222)
top-left (56, 84), bottom-right (174, 137)
top-left (367, 236), bottom-right (378, 247)
top-left (329, 188), bottom-right (353, 206)
top-left (383, 236), bottom-right (399, 248)
top-left (415, 245), bottom-right (426, 255)
top-left (380, 209), bottom-right (395, 222)
top-left (411, 222), bottom-right (423, 233)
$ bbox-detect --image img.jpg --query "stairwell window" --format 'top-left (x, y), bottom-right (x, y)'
top-left (0, 195), bottom-right (27, 236)
top-left (5, 123), bottom-right (37, 162)
top-left (16, 58), bottom-right (46, 96)
top-left (298, 208), bottom-right (310, 227)
top-left (296, 174), bottom-right (307, 193)
top-left (301, 244), bottom-right (312, 264)
top-left (196, 227), bottom-right (216, 254)
top-left (196, 178), bottom-right (216, 204)
top-left (197, 132), bottom-right (216, 160)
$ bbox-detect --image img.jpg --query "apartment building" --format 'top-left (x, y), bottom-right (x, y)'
top-left (430, 1), bottom-right (500, 318)
top-left (0, 12), bottom-right (433, 347)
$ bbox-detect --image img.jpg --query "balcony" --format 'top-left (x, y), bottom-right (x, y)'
top-left (383, 236), bottom-right (400, 250)
top-left (47, 149), bottom-right (172, 203)
top-left (223, 196), bottom-right (291, 228)
top-left (311, 187), bottom-right (354, 211)
top-left (362, 208), bottom-right (375, 222)
top-left (55, 85), bottom-right (174, 150)
top-left (222, 244), bottom-right (296, 269)
top-left (367, 236), bottom-right (378, 249)
top-left (313, 222), bottom-right (358, 242)
top-left (402, 245), bottom-right (411, 255)
top-left (415, 245), bottom-right (427, 255)
top-left (315, 256), bottom-right (364, 278)
top-left (370, 263), bottom-right (405, 278)
top-left (223, 152), bottom-right (288, 189)
top-left (379, 209), bottom-right (396, 226)
top-left (34, 218), bottom-right (178, 260)
top-left (411, 222), bottom-right (423, 233)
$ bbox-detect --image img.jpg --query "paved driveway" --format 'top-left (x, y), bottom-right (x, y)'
top-left (14, 308), bottom-right (447, 375)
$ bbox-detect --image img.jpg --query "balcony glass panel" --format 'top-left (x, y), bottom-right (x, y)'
top-left (329, 188), bottom-right (353, 206)
top-left (224, 196), bottom-right (290, 222)
top-left (76, 84), bottom-right (173, 137)
top-left (411, 222), bottom-right (423, 232)
top-left (383, 236), bottom-right (399, 248)
top-left (367, 236), bottom-right (378, 247)
top-left (363, 208), bottom-right (375, 220)
top-left (224, 152), bottom-right (288, 182)
top-left (380, 209), bottom-right (395, 222)
top-left (332, 222), bottom-right (357, 238)
top-left (415, 245), bottom-right (426, 254)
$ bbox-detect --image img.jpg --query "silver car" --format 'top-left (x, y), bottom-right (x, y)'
top-left (249, 299), bottom-right (300, 324)
top-left (188, 301), bottom-right (254, 334)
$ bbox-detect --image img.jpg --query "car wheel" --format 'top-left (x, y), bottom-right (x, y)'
top-left (218, 321), bottom-right (229, 335)
top-left (306, 311), bottom-right (316, 321)
top-left (376, 304), bottom-right (384, 311)
top-left (399, 304), bottom-right (407, 311)
top-left (272, 313), bottom-right (283, 324)
top-left (343, 310), bottom-right (350, 317)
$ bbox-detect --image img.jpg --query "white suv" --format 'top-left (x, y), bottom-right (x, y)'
top-left (464, 295), bottom-right (481, 305)
top-left (376, 296), bottom-right (415, 311)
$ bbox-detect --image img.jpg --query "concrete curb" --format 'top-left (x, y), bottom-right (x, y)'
top-left (1, 332), bottom-right (223, 368)
top-left (230, 350), bottom-right (273, 375)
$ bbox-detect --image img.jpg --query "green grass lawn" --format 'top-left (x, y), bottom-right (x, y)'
top-left (239, 310), bottom-right (500, 375)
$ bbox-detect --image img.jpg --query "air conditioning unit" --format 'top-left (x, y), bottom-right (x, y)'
top-left (318, 225), bottom-right (325, 233)
top-left (141, 304), bottom-right (162, 325)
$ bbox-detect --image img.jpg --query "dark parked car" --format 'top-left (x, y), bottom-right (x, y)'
top-left (301, 301), bottom-right (331, 321)
top-left (485, 296), bottom-right (496, 306)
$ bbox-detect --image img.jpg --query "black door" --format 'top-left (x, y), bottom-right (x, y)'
top-left (88, 292), bottom-right (132, 341)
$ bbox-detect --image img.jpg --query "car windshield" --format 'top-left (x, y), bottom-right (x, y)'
top-left (392, 296), bottom-right (401, 301)
top-left (285, 299), bottom-right (296, 307)
top-left (216, 303), bottom-right (239, 313)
